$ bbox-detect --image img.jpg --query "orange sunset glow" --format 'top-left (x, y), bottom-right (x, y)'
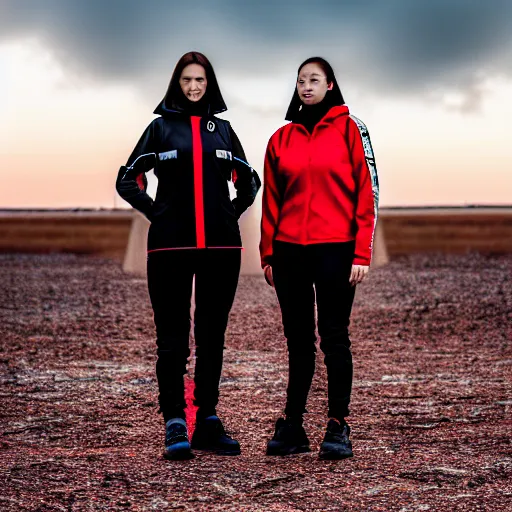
top-left (1, 5), bottom-right (511, 210)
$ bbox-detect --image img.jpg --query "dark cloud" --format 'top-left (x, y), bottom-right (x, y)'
top-left (2, 0), bottom-right (511, 104)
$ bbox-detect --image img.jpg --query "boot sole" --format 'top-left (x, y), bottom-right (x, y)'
top-left (266, 444), bottom-right (311, 456)
top-left (192, 447), bottom-right (241, 456)
top-left (318, 449), bottom-right (353, 460)
top-left (163, 442), bottom-right (195, 461)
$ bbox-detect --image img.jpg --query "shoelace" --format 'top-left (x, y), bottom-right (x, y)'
top-left (166, 426), bottom-right (188, 444)
top-left (327, 427), bottom-right (349, 443)
top-left (275, 420), bottom-right (303, 440)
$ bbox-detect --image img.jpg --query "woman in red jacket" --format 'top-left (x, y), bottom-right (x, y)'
top-left (260, 57), bottom-right (379, 460)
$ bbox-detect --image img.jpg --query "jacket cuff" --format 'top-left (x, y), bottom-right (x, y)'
top-left (353, 256), bottom-right (370, 266)
top-left (261, 255), bottom-right (272, 269)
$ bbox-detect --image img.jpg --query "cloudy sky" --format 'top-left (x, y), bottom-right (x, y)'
top-left (1, 0), bottom-right (512, 209)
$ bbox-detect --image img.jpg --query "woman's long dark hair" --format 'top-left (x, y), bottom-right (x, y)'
top-left (285, 57), bottom-right (345, 121)
top-left (154, 51), bottom-right (227, 116)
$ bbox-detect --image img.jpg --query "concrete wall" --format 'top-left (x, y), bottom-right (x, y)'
top-left (0, 210), bottom-right (132, 261)
top-left (1, 208), bottom-right (511, 267)
top-left (381, 208), bottom-right (512, 255)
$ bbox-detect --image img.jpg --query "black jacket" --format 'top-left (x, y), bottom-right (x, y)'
top-left (116, 111), bottom-right (260, 252)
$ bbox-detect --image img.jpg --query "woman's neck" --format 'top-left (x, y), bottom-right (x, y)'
top-left (181, 95), bottom-right (209, 117)
top-left (297, 96), bottom-right (333, 133)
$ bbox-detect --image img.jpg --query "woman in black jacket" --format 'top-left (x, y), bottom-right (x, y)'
top-left (116, 52), bottom-right (260, 460)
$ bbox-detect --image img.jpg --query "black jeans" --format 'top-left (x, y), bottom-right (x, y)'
top-left (272, 241), bottom-right (356, 421)
top-left (147, 249), bottom-right (241, 421)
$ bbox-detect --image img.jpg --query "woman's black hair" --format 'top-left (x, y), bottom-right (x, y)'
top-left (154, 51), bottom-right (227, 116)
top-left (285, 57), bottom-right (345, 121)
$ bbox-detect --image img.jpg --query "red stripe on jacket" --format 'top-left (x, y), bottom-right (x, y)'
top-left (191, 116), bottom-right (206, 249)
top-left (260, 105), bottom-right (376, 268)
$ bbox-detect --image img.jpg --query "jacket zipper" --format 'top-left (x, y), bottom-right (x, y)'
top-left (302, 122), bottom-right (325, 244)
top-left (191, 116), bottom-right (206, 249)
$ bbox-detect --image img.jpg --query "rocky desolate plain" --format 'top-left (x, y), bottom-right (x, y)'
top-left (1, 252), bottom-right (511, 511)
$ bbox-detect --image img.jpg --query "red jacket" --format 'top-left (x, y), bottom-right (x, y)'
top-left (260, 105), bottom-right (379, 268)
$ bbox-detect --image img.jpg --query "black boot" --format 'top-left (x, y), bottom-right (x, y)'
top-left (319, 419), bottom-right (353, 460)
top-left (191, 415), bottom-right (241, 455)
top-left (163, 418), bottom-right (194, 460)
top-left (266, 417), bottom-right (311, 456)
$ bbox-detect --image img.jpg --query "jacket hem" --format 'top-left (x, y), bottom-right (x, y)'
top-left (274, 234), bottom-right (356, 245)
top-left (148, 246), bottom-right (243, 254)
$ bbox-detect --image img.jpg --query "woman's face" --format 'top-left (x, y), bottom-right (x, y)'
top-left (179, 64), bottom-right (207, 102)
top-left (297, 63), bottom-right (332, 105)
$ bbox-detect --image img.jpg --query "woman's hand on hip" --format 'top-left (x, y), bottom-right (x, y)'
top-left (350, 264), bottom-right (369, 286)
top-left (263, 265), bottom-right (274, 287)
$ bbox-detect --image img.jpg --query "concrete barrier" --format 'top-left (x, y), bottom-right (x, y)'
top-left (1, 207), bottom-right (510, 275)
top-left (380, 207), bottom-right (512, 255)
top-left (122, 212), bottom-right (150, 275)
top-left (0, 210), bottom-right (132, 260)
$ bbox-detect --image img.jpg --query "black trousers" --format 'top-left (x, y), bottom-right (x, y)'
top-left (272, 241), bottom-right (356, 421)
top-left (147, 249), bottom-right (241, 421)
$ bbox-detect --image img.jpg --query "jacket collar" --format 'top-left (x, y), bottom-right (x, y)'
top-left (291, 105), bottom-right (350, 133)
top-left (318, 105), bottom-right (350, 123)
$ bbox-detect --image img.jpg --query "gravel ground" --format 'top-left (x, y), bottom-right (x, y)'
top-left (1, 253), bottom-right (511, 512)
